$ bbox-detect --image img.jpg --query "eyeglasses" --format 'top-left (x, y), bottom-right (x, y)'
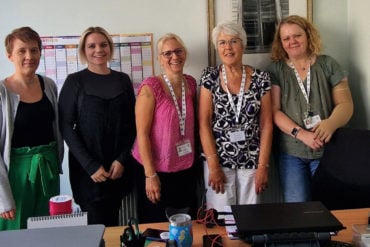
top-left (160, 48), bottom-right (184, 58)
top-left (217, 38), bottom-right (242, 48)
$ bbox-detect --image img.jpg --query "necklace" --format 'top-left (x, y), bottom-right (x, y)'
top-left (289, 57), bottom-right (312, 71)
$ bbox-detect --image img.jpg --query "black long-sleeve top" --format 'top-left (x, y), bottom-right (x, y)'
top-left (58, 69), bottom-right (136, 203)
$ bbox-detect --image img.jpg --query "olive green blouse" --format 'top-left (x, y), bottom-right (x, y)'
top-left (267, 55), bottom-right (347, 159)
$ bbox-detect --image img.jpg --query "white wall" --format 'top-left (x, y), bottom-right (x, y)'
top-left (347, 0), bottom-right (370, 128)
top-left (314, 0), bottom-right (370, 129)
top-left (0, 0), bottom-right (208, 81)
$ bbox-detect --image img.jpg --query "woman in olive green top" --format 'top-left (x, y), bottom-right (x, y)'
top-left (267, 15), bottom-right (353, 202)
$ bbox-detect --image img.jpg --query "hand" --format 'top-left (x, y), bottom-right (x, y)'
top-left (312, 119), bottom-right (336, 143)
top-left (109, 160), bottom-right (124, 180)
top-left (297, 129), bottom-right (324, 151)
top-left (145, 175), bottom-right (161, 204)
top-left (255, 166), bottom-right (269, 194)
top-left (0, 209), bottom-right (16, 220)
top-left (90, 166), bottom-right (110, 183)
top-left (208, 166), bottom-right (226, 194)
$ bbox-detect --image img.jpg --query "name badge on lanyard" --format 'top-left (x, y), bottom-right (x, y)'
top-left (229, 129), bottom-right (246, 143)
top-left (176, 139), bottom-right (192, 157)
top-left (290, 61), bottom-right (322, 129)
top-left (163, 74), bottom-right (193, 157)
top-left (304, 115), bottom-right (321, 129)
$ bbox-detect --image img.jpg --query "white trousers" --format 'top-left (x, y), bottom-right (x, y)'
top-left (203, 161), bottom-right (260, 212)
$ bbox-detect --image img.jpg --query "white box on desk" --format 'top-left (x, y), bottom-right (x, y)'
top-left (352, 224), bottom-right (370, 247)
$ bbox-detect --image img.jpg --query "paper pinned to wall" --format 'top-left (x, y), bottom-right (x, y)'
top-left (37, 33), bottom-right (154, 92)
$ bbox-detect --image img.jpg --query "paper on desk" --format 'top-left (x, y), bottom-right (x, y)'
top-left (224, 206), bottom-right (239, 240)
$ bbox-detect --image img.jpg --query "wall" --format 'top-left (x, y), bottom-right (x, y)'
top-left (314, 0), bottom-right (370, 129)
top-left (0, 0), bottom-right (208, 80)
top-left (347, 0), bottom-right (370, 128)
top-left (0, 0), bottom-right (209, 196)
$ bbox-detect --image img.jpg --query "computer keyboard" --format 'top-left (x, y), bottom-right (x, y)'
top-left (324, 240), bottom-right (354, 247)
top-left (245, 232), bottom-right (356, 247)
top-left (249, 232), bottom-right (331, 244)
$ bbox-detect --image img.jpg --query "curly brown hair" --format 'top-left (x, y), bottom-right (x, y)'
top-left (271, 15), bottom-right (322, 61)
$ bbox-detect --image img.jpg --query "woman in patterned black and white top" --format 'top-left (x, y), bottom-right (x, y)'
top-left (198, 21), bottom-right (273, 212)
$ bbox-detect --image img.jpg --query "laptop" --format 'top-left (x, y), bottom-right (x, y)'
top-left (0, 224), bottom-right (105, 247)
top-left (231, 201), bottom-right (345, 240)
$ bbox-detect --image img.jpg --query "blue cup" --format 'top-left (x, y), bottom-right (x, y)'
top-left (168, 214), bottom-right (193, 247)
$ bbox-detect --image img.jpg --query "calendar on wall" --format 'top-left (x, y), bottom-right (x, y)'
top-left (37, 33), bottom-right (154, 92)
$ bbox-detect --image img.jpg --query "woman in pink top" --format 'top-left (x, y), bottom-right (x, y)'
top-left (132, 33), bottom-right (198, 223)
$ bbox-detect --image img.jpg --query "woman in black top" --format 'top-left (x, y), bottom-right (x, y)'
top-left (0, 27), bottom-right (63, 230)
top-left (58, 27), bottom-right (136, 226)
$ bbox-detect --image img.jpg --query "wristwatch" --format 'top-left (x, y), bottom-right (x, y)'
top-left (291, 127), bottom-right (301, 138)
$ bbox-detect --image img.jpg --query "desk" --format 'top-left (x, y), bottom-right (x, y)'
top-left (104, 208), bottom-right (370, 247)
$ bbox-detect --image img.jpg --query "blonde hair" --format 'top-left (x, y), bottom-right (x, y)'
top-left (157, 33), bottom-right (187, 56)
top-left (78, 26), bottom-right (114, 64)
top-left (271, 15), bottom-right (322, 61)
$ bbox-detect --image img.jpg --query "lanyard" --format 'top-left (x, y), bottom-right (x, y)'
top-left (290, 62), bottom-right (311, 115)
top-left (222, 64), bottom-right (246, 124)
top-left (162, 74), bottom-right (186, 136)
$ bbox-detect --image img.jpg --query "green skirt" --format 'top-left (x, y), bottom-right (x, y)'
top-left (0, 142), bottom-right (60, 230)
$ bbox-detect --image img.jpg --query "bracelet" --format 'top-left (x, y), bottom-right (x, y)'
top-left (259, 163), bottom-right (270, 168)
top-left (206, 153), bottom-right (218, 160)
top-left (145, 173), bottom-right (158, 179)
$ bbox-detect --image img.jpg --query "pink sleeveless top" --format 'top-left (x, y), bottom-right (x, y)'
top-left (132, 75), bottom-right (196, 172)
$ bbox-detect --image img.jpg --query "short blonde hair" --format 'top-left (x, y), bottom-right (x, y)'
top-left (156, 33), bottom-right (188, 58)
top-left (78, 26), bottom-right (114, 64)
top-left (271, 15), bottom-right (322, 61)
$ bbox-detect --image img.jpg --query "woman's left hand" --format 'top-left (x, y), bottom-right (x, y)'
top-left (109, 160), bottom-right (124, 180)
top-left (146, 176), bottom-right (161, 204)
top-left (312, 119), bottom-right (336, 143)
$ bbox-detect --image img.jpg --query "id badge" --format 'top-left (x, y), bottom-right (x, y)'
top-left (304, 114), bottom-right (321, 129)
top-left (176, 139), bottom-right (192, 157)
top-left (229, 129), bottom-right (246, 143)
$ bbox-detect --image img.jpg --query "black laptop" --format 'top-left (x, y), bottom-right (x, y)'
top-left (231, 201), bottom-right (345, 241)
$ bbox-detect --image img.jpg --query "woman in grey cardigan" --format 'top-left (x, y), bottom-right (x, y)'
top-left (0, 27), bottom-right (63, 230)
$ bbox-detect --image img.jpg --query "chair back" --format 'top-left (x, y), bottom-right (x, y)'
top-left (312, 128), bottom-right (370, 210)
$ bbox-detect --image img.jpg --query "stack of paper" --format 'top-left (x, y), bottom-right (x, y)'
top-left (224, 205), bottom-right (238, 240)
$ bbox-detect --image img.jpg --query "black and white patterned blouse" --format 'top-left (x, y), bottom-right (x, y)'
top-left (200, 65), bottom-right (271, 169)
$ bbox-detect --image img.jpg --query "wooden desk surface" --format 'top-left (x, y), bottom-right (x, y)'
top-left (104, 207), bottom-right (370, 247)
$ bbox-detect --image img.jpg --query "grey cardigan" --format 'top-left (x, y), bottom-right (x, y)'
top-left (0, 76), bottom-right (64, 213)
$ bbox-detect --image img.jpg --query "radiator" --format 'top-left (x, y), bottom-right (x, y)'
top-left (119, 190), bottom-right (138, 226)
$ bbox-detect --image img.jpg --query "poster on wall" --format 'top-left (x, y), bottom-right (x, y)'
top-left (37, 33), bottom-right (154, 93)
top-left (208, 0), bottom-right (311, 68)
